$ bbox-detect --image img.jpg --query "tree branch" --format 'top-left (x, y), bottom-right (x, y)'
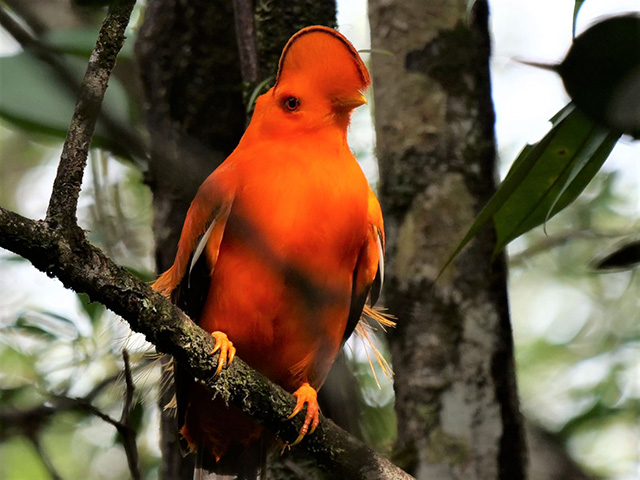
top-left (45, 0), bottom-right (137, 230)
top-left (120, 349), bottom-right (142, 480)
top-left (0, 206), bottom-right (412, 480)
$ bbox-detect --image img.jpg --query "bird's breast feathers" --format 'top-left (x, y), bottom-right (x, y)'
top-left (234, 148), bottom-right (368, 260)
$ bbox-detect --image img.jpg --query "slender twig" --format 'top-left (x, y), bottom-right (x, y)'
top-left (0, 364), bottom-right (152, 441)
top-left (28, 435), bottom-right (63, 480)
top-left (78, 400), bottom-right (123, 428)
top-left (120, 349), bottom-right (142, 480)
top-left (0, 359), bottom-right (158, 480)
top-left (45, 0), bottom-right (137, 231)
top-left (122, 350), bottom-right (136, 424)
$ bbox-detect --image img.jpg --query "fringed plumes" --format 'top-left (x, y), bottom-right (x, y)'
top-left (357, 305), bottom-right (395, 387)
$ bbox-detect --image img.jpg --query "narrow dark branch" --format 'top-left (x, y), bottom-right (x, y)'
top-left (120, 349), bottom-right (142, 480)
top-left (121, 350), bottom-right (136, 425)
top-left (45, 0), bottom-right (137, 230)
top-left (232, 0), bottom-right (259, 86)
top-left (0, 206), bottom-right (414, 480)
top-left (0, 368), bottom-right (140, 442)
top-left (77, 399), bottom-right (124, 429)
top-left (0, 7), bottom-right (39, 45)
top-left (509, 229), bottom-right (630, 266)
top-left (0, 364), bottom-right (149, 480)
top-left (28, 435), bottom-right (63, 480)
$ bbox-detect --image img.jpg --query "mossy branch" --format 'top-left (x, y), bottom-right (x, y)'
top-left (45, 0), bottom-right (138, 231)
top-left (0, 205), bottom-right (413, 480)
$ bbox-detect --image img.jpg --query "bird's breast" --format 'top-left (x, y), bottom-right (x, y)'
top-left (232, 144), bottom-right (370, 274)
top-left (200, 142), bottom-right (370, 388)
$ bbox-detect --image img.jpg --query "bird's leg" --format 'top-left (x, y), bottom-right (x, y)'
top-left (209, 331), bottom-right (236, 375)
top-left (288, 382), bottom-right (320, 445)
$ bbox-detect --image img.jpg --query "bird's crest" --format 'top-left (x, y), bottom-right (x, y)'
top-left (275, 26), bottom-right (371, 96)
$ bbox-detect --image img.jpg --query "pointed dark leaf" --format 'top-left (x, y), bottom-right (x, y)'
top-left (439, 104), bottom-right (620, 275)
top-left (560, 15), bottom-right (640, 138)
top-left (594, 239), bottom-right (640, 271)
top-left (572, 0), bottom-right (586, 37)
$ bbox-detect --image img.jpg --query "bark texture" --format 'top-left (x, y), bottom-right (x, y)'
top-left (368, 1), bottom-right (526, 479)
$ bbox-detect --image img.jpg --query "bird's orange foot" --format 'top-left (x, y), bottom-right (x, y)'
top-left (288, 383), bottom-right (320, 445)
top-left (209, 331), bottom-right (236, 375)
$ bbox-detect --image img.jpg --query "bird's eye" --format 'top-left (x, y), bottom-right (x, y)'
top-left (284, 96), bottom-right (300, 112)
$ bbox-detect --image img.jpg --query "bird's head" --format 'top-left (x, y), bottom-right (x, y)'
top-left (253, 26), bottom-right (371, 135)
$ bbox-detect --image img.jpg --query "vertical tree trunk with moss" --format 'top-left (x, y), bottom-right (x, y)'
top-left (368, 1), bottom-right (526, 479)
top-left (135, 2), bottom-right (337, 478)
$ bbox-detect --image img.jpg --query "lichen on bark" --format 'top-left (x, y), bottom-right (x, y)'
top-left (369, 1), bottom-right (526, 478)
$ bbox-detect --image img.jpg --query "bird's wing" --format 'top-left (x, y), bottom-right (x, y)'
top-left (153, 173), bottom-right (233, 310)
top-left (152, 173), bottom-right (234, 448)
top-left (342, 188), bottom-right (385, 347)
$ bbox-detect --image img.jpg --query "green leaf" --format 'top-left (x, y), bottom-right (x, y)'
top-left (0, 53), bottom-right (77, 138)
top-left (492, 108), bottom-right (619, 255)
top-left (0, 52), bottom-right (132, 143)
top-left (77, 292), bottom-right (105, 326)
top-left (13, 315), bottom-right (59, 341)
top-left (44, 27), bottom-right (134, 60)
top-left (439, 104), bottom-right (619, 275)
top-left (12, 310), bottom-right (79, 340)
top-left (572, 0), bottom-right (586, 37)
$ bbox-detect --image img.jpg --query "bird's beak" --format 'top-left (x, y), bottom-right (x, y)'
top-left (333, 93), bottom-right (367, 112)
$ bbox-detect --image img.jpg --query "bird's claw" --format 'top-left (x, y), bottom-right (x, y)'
top-left (209, 331), bottom-right (236, 375)
top-left (288, 383), bottom-right (320, 446)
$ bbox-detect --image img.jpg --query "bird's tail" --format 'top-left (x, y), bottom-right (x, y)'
top-left (193, 436), bottom-right (267, 480)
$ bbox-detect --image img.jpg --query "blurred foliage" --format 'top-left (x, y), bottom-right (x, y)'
top-left (0, 283), bottom-right (162, 479)
top-left (0, 6), bottom-right (158, 476)
top-left (0, 52), bottom-right (132, 141)
top-left (510, 170), bottom-right (640, 479)
top-left (0, 119), bottom-right (157, 477)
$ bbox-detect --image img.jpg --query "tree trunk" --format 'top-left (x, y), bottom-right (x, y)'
top-left (368, 1), bottom-right (526, 479)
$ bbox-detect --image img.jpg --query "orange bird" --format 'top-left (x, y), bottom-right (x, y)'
top-left (153, 25), bottom-right (385, 479)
